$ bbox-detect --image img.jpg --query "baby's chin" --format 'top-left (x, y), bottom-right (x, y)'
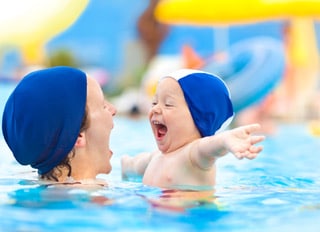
top-left (156, 143), bottom-right (170, 154)
top-left (157, 142), bottom-right (181, 154)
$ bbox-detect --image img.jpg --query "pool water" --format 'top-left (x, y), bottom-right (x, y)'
top-left (1, 83), bottom-right (320, 231)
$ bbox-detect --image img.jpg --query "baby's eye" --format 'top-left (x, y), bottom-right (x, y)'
top-left (165, 103), bottom-right (173, 107)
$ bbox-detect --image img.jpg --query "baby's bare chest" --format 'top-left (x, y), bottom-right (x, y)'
top-left (143, 153), bottom-right (192, 186)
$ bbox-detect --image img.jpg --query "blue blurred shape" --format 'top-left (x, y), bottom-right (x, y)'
top-left (203, 37), bottom-right (285, 112)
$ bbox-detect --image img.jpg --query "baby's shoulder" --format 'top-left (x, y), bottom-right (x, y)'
top-left (168, 142), bottom-right (196, 158)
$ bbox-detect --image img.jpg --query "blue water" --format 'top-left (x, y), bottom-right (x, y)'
top-left (0, 84), bottom-right (320, 231)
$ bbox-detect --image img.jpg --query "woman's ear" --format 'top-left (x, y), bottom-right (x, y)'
top-left (75, 131), bottom-right (86, 147)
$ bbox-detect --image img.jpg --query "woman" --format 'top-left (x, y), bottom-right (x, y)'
top-left (2, 66), bottom-right (116, 183)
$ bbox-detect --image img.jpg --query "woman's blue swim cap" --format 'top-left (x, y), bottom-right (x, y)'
top-left (2, 66), bottom-right (87, 174)
top-left (163, 69), bottom-right (234, 137)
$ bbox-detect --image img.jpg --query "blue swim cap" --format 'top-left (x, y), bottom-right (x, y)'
top-left (164, 69), bottom-right (234, 137)
top-left (2, 66), bottom-right (87, 174)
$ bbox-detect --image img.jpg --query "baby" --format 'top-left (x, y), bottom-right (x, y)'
top-left (121, 69), bottom-right (265, 189)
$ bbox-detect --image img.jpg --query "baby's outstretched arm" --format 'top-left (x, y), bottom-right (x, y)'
top-left (192, 124), bottom-right (265, 169)
top-left (121, 152), bottom-right (153, 180)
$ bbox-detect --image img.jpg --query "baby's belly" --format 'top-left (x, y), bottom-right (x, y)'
top-left (143, 166), bottom-right (215, 189)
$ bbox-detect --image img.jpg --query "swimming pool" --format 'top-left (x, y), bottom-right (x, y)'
top-left (1, 83), bottom-right (320, 231)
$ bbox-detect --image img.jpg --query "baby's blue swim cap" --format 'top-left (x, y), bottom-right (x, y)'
top-left (164, 69), bottom-right (234, 137)
top-left (2, 66), bottom-right (87, 174)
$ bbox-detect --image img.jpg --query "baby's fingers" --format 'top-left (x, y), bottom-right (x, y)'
top-left (234, 152), bottom-right (245, 160)
top-left (244, 152), bottom-right (259, 160)
top-left (234, 145), bottom-right (263, 160)
top-left (250, 145), bottom-right (263, 153)
top-left (245, 145), bottom-right (264, 159)
top-left (250, 135), bottom-right (265, 145)
top-left (242, 123), bottom-right (261, 134)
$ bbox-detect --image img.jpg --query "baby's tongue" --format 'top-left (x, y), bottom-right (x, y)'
top-left (158, 125), bottom-right (167, 136)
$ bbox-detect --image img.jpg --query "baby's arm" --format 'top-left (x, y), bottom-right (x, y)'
top-left (121, 152), bottom-right (153, 181)
top-left (191, 124), bottom-right (265, 170)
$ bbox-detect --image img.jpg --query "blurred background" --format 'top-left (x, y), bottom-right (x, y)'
top-left (1, 0), bottom-right (320, 135)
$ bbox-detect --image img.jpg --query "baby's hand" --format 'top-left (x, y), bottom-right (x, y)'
top-left (121, 152), bottom-right (153, 180)
top-left (121, 154), bottom-right (133, 180)
top-left (223, 124), bottom-right (265, 160)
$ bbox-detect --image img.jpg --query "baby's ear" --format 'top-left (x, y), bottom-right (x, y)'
top-left (75, 131), bottom-right (86, 147)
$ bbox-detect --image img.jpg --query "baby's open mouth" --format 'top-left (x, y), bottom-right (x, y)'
top-left (153, 121), bottom-right (167, 138)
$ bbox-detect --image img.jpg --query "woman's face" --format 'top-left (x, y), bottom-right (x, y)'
top-left (84, 76), bottom-right (117, 175)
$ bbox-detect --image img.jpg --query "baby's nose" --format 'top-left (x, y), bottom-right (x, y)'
top-left (151, 104), bottom-right (161, 114)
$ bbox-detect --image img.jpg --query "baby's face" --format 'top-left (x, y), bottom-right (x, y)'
top-left (149, 77), bottom-right (201, 153)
